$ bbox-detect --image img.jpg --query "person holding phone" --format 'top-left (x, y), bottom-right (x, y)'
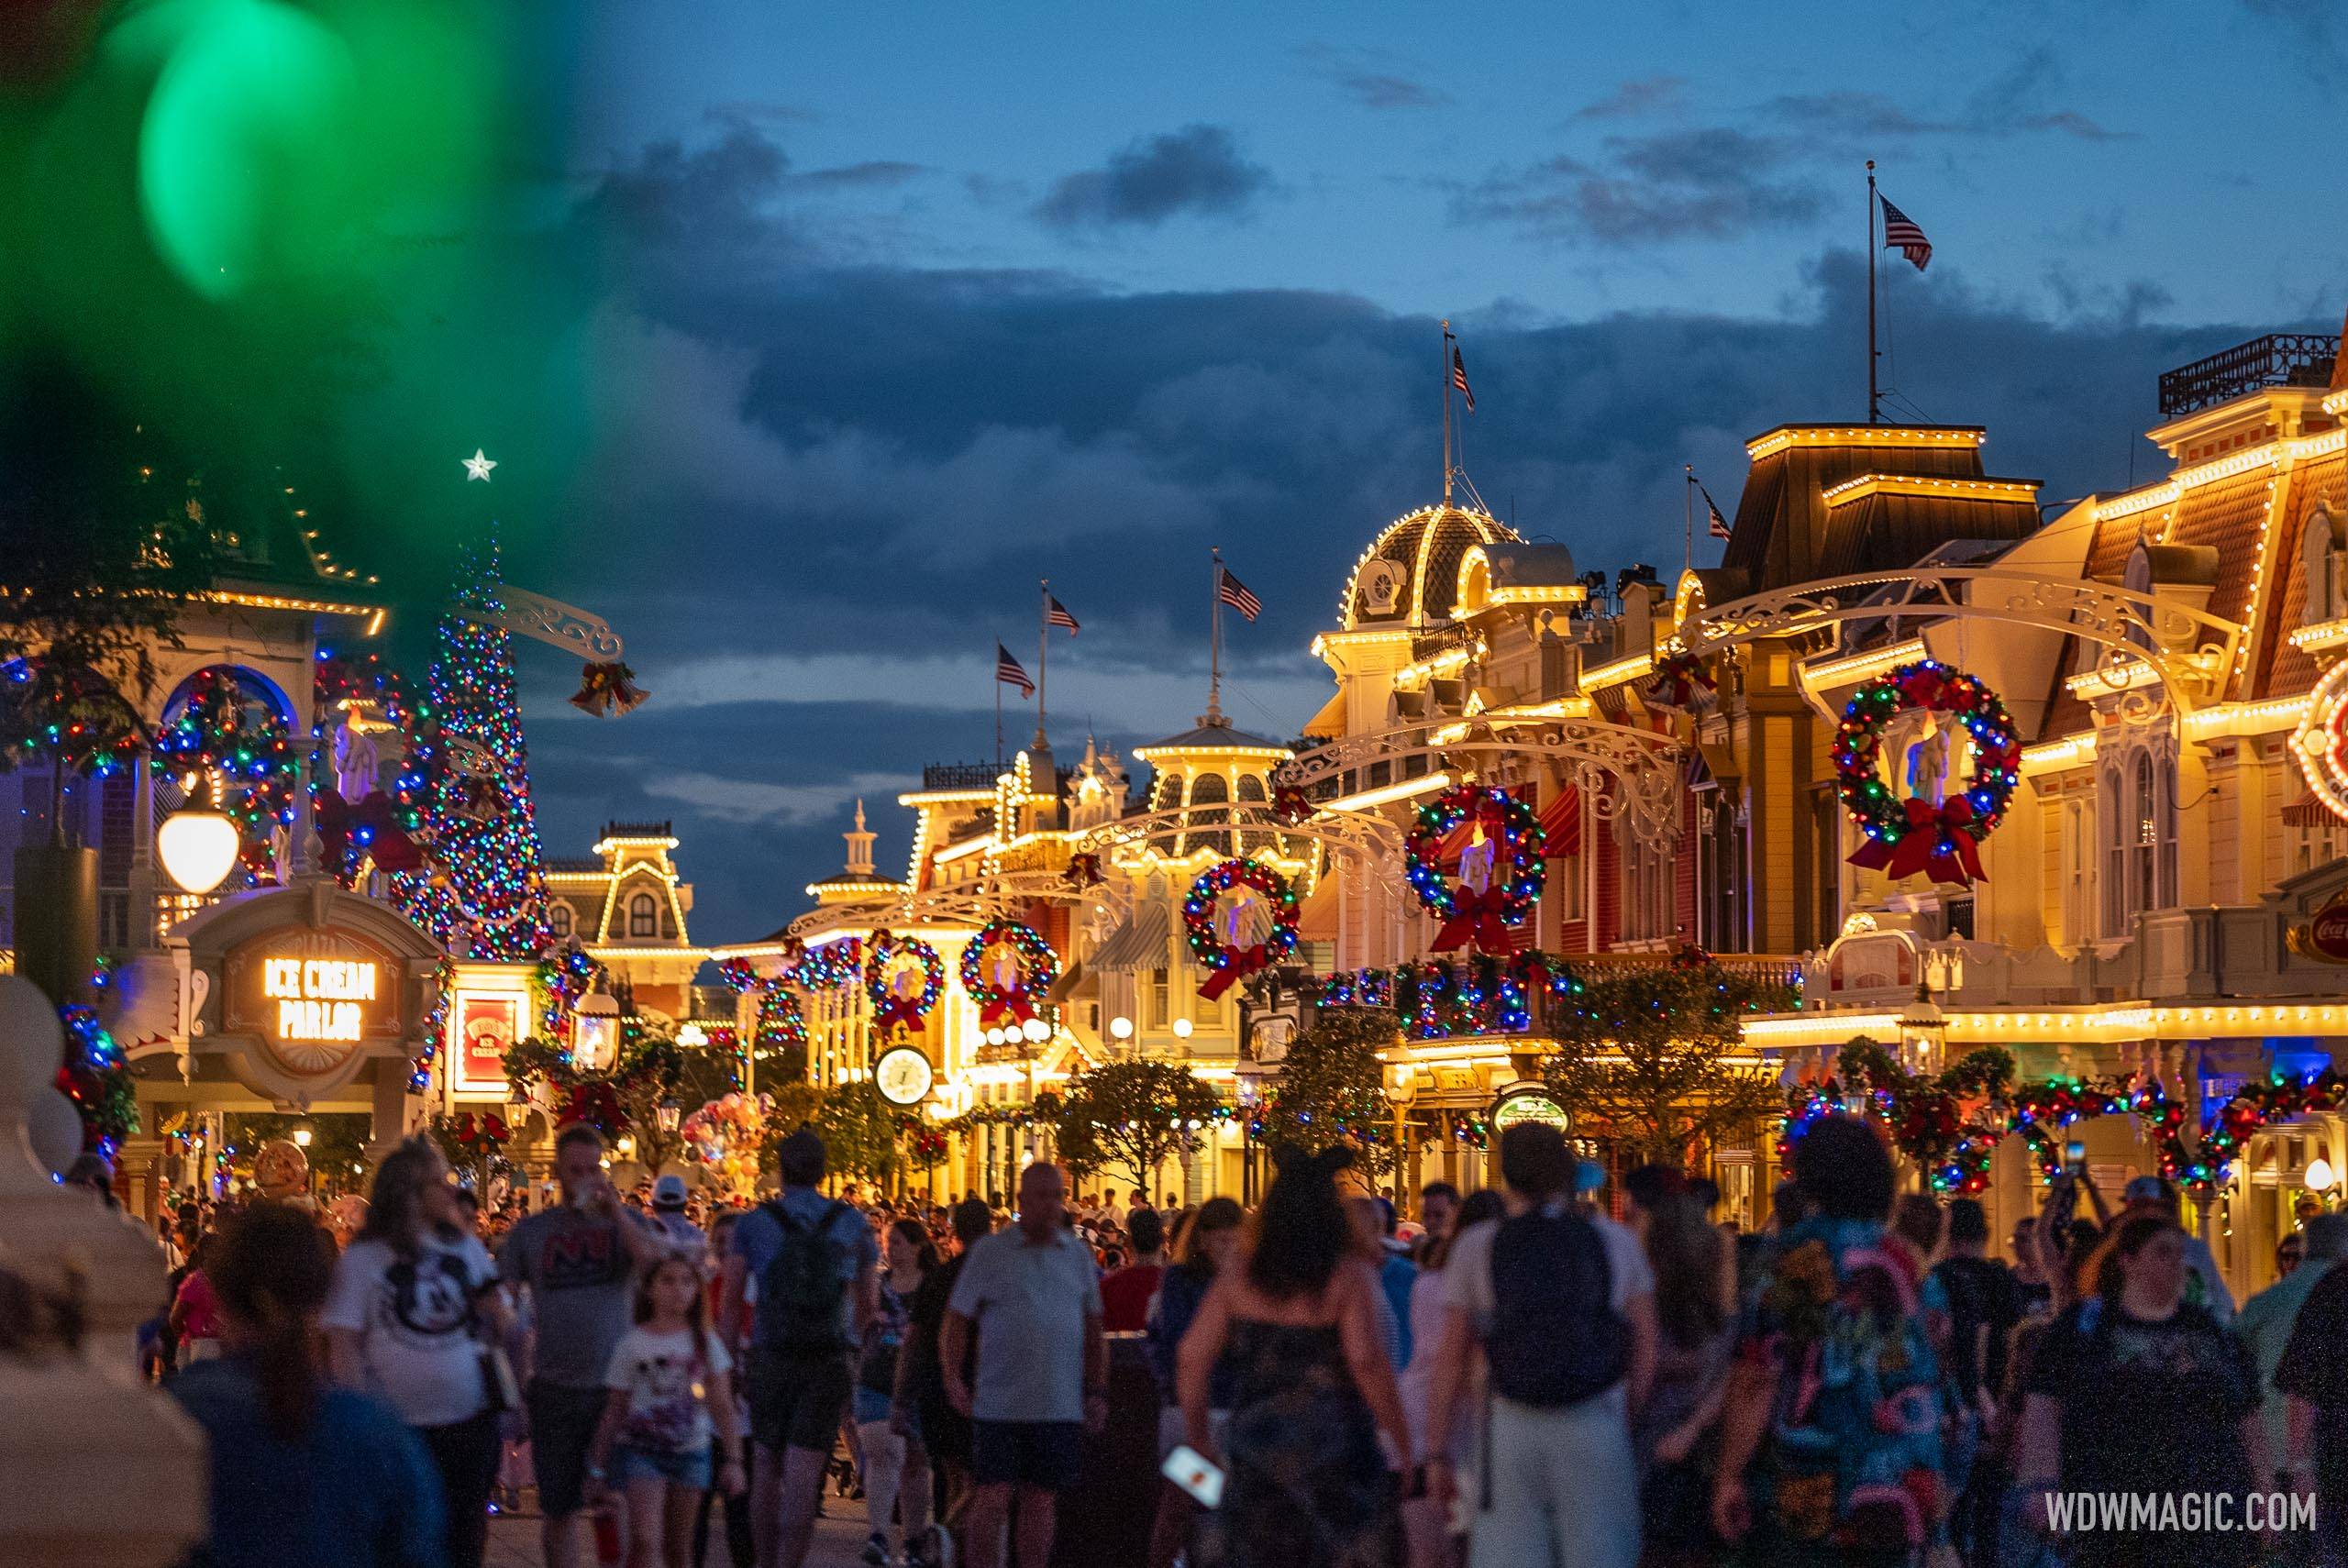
top-left (1177, 1146), bottom-right (1409, 1568)
top-left (503, 1123), bottom-right (665, 1568)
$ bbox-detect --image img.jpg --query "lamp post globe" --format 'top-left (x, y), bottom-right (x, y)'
top-left (158, 803), bottom-right (241, 895)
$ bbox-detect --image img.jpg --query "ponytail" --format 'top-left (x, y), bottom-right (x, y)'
top-left (209, 1203), bottom-right (336, 1440)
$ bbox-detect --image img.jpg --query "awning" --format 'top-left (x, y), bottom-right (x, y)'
top-left (1088, 903), bottom-right (1171, 972)
top-left (2284, 791), bottom-right (2335, 829)
top-left (1302, 688), bottom-right (1346, 740)
top-left (1540, 785), bottom-right (1583, 856)
top-left (1045, 955), bottom-right (1096, 1003)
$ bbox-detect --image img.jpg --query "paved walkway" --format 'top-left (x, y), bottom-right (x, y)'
top-left (486, 1501), bottom-right (875, 1568)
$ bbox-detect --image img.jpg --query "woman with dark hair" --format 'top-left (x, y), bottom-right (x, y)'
top-left (856, 1219), bottom-right (941, 1568)
top-left (1177, 1149), bottom-right (1409, 1568)
top-left (169, 1203), bottom-right (447, 1568)
top-left (325, 1137), bottom-right (511, 1568)
top-left (1146, 1196), bottom-right (1246, 1568)
top-left (2013, 1214), bottom-right (2264, 1568)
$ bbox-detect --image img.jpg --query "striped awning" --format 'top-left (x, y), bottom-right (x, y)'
top-left (1540, 785), bottom-right (1582, 856)
top-left (1088, 904), bottom-right (1171, 972)
top-left (2284, 791), bottom-right (2337, 829)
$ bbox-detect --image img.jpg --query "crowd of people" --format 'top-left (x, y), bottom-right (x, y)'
top-left (100, 1110), bottom-right (2348, 1568)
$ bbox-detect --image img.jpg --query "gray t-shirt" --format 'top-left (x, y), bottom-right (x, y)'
top-left (729, 1187), bottom-right (880, 1347)
top-left (947, 1225), bottom-right (1102, 1423)
top-left (501, 1205), bottom-right (646, 1387)
top-left (1441, 1205), bottom-right (1655, 1413)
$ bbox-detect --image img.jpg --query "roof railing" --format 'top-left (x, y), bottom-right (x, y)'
top-left (2157, 333), bottom-right (2338, 418)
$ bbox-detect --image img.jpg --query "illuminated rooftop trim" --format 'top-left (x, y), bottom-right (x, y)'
top-left (896, 789), bottom-right (996, 807)
top-left (1745, 999), bottom-right (2348, 1047)
top-left (1800, 637), bottom-right (1926, 693)
top-left (1322, 770), bottom-right (1452, 812)
top-left (1580, 651), bottom-right (1654, 690)
top-left (1743, 425), bottom-right (1985, 462)
top-left (1819, 474), bottom-right (2039, 508)
top-left (804, 877), bottom-right (902, 898)
top-left (2291, 619), bottom-right (2348, 652)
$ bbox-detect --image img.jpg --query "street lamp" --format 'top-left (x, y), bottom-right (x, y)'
top-left (1109, 1015), bottom-right (1133, 1042)
top-left (2310, 1155), bottom-right (2338, 1194)
top-left (1171, 1017), bottom-right (1193, 1041)
top-left (157, 774), bottom-right (241, 895)
top-left (292, 1121), bottom-right (314, 1149)
top-left (677, 1022), bottom-right (708, 1048)
top-left (1021, 1017), bottom-right (1051, 1045)
top-left (657, 1097), bottom-right (681, 1133)
top-left (1897, 980), bottom-right (1947, 1077)
top-left (573, 989), bottom-right (622, 1073)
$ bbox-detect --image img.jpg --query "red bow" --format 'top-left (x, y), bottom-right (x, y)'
top-left (873, 996), bottom-right (928, 1034)
top-left (1847, 796), bottom-right (1988, 887)
top-left (980, 994), bottom-right (1036, 1028)
top-left (1432, 885), bottom-right (1516, 953)
top-left (1199, 945), bottom-right (1271, 999)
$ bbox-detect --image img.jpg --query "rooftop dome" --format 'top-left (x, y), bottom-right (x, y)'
top-left (1339, 504), bottom-right (1520, 631)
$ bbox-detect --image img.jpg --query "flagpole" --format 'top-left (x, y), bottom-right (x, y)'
top-left (993, 642), bottom-right (1003, 767)
top-left (1209, 547), bottom-right (1224, 723)
top-left (1866, 160), bottom-right (1879, 425)
top-left (1440, 319), bottom-right (1455, 504)
top-left (1684, 465), bottom-right (1694, 574)
top-left (1036, 579), bottom-right (1049, 750)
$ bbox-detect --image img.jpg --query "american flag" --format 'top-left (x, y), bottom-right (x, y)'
top-left (1696, 478), bottom-right (1732, 541)
top-left (1879, 195), bottom-right (1932, 271)
top-left (1047, 594), bottom-right (1080, 635)
top-left (994, 643), bottom-right (1034, 697)
top-left (1451, 342), bottom-right (1475, 413)
top-left (1217, 565), bottom-right (1261, 622)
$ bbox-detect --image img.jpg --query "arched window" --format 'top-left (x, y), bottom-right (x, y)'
top-left (1188, 770), bottom-right (1229, 855)
top-left (2132, 754), bottom-right (2158, 922)
top-left (628, 891), bottom-right (658, 937)
top-left (548, 902), bottom-right (573, 937)
top-left (2100, 766), bottom-right (2126, 938)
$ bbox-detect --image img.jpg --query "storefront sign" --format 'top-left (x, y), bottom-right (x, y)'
top-left (224, 928), bottom-right (401, 1078)
top-left (453, 990), bottom-right (526, 1093)
top-left (1490, 1082), bottom-right (1570, 1134)
top-left (2291, 891), bottom-right (2348, 965)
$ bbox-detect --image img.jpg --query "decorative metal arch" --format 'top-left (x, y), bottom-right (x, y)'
top-left (1272, 716), bottom-right (1687, 845)
top-left (1072, 801), bottom-right (1399, 875)
top-left (1670, 569), bottom-right (2244, 711)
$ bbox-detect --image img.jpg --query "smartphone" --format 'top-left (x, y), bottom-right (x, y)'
top-left (2064, 1141), bottom-right (2088, 1177)
top-left (1162, 1444), bottom-right (1225, 1509)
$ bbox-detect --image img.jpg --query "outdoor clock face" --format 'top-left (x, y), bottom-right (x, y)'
top-left (874, 1045), bottom-right (935, 1106)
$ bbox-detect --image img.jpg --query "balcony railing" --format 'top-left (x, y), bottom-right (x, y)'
top-left (2157, 333), bottom-right (2338, 418)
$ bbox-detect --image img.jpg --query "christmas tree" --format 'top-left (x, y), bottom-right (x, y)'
top-left (393, 539), bottom-right (551, 960)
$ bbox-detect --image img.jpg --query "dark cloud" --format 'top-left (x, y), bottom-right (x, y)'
top-left (1452, 129), bottom-right (1824, 244)
top-left (318, 122), bottom-right (2313, 942)
top-left (794, 160), bottom-right (928, 190)
top-left (1765, 51), bottom-right (2131, 141)
top-left (1295, 44), bottom-right (1452, 110)
top-left (2239, 0), bottom-right (2346, 80)
top-left (1568, 75), bottom-right (1687, 121)
top-left (1033, 125), bottom-right (1272, 229)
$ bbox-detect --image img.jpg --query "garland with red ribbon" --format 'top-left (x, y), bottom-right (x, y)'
top-left (1833, 660), bottom-right (2021, 889)
top-left (958, 918), bottom-right (1060, 1027)
top-left (1184, 857), bottom-right (1300, 999)
top-left (1403, 783), bottom-right (1545, 952)
top-left (864, 931), bottom-right (944, 1035)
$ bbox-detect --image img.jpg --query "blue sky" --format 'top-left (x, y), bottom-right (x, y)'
top-left (95, 0), bottom-right (2339, 945)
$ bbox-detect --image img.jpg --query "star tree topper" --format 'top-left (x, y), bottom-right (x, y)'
top-left (462, 448), bottom-right (497, 482)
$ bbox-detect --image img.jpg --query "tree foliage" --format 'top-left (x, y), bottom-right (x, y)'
top-left (504, 1028), bottom-right (692, 1170)
top-left (817, 1079), bottom-right (906, 1185)
top-left (1056, 1059), bottom-right (1224, 1196)
top-left (1258, 1008), bottom-right (1401, 1178)
top-left (1540, 963), bottom-right (1794, 1164)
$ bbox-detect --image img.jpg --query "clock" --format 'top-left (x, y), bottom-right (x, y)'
top-left (873, 1045), bottom-right (935, 1107)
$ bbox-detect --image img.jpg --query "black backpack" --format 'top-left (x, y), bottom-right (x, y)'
top-left (756, 1198), bottom-right (854, 1354)
top-left (1482, 1206), bottom-right (1628, 1408)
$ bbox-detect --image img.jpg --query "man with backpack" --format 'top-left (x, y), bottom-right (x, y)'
top-left (720, 1130), bottom-right (880, 1568)
top-left (1424, 1121), bottom-right (1656, 1568)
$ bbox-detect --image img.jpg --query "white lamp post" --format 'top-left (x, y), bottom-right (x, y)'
top-left (1021, 1017), bottom-right (1051, 1045)
top-left (156, 776), bottom-right (241, 895)
top-left (1172, 1017), bottom-right (1193, 1041)
top-left (1109, 1015), bottom-right (1134, 1042)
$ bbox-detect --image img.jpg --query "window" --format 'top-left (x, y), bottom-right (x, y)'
top-left (1811, 787), bottom-right (1841, 949)
top-left (2104, 744), bottom-right (2179, 937)
top-left (628, 891), bottom-right (658, 937)
top-left (2132, 755), bottom-right (2157, 921)
top-left (2064, 798), bottom-right (2092, 944)
top-left (548, 902), bottom-right (573, 937)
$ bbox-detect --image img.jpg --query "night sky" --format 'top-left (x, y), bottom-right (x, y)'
top-left (26, 1), bottom-right (2345, 944)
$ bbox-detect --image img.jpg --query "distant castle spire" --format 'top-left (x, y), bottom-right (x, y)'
top-left (844, 799), bottom-right (876, 878)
